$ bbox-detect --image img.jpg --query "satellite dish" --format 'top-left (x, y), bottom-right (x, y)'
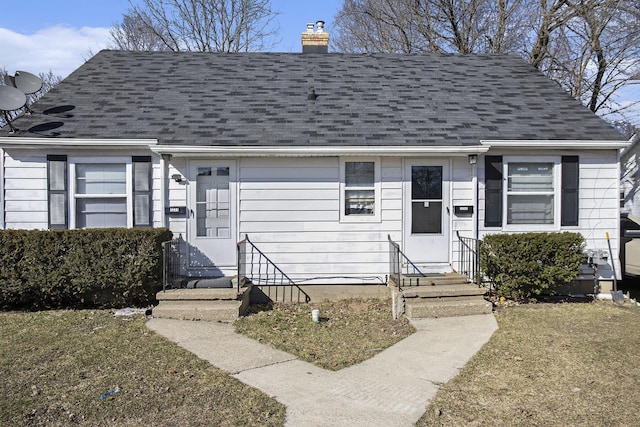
top-left (14, 71), bottom-right (43, 95)
top-left (0, 85), bottom-right (26, 111)
top-left (0, 85), bottom-right (27, 133)
top-left (4, 74), bottom-right (16, 87)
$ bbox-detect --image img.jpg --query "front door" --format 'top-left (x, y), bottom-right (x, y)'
top-left (188, 161), bottom-right (237, 269)
top-left (403, 160), bottom-right (450, 264)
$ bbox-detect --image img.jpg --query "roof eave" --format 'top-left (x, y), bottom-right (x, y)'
top-left (0, 137), bottom-right (158, 150)
top-left (481, 139), bottom-right (630, 150)
top-left (149, 145), bottom-right (491, 157)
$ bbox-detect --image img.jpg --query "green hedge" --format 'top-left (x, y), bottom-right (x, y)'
top-left (0, 228), bottom-right (172, 310)
top-left (480, 232), bottom-right (585, 301)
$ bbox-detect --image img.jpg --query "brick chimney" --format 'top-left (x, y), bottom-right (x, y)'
top-left (302, 21), bottom-right (329, 53)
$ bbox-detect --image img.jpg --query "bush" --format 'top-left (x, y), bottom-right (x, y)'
top-left (0, 228), bottom-right (172, 310)
top-left (480, 232), bottom-right (585, 301)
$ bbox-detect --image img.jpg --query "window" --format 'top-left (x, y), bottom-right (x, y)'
top-left (75, 163), bottom-right (127, 228)
top-left (133, 156), bottom-right (152, 227)
top-left (47, 155), bottom-right (68, 229)
top-left (47, 156), bottom-right (153, 229)
top-left (506, 162), bottom-right (555, 225)
top-left (484, 156), bottom-right (578, 228)
top-left (343, 160), bottom-right (377, 218)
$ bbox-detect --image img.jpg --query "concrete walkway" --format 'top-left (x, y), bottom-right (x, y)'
top-left (146, 314), bottom-right (498, 427)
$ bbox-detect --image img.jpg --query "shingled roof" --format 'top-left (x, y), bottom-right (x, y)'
top-left (0, 50), bottom-right (624, 145)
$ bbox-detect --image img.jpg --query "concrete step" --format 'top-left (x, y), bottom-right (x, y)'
top-left (153, 285), bottom-right (250, 322)
top-left (404, 296), bottom-right (493, 319)
top-left (402, 283), bottom-right (486, 299)
top-left (397, 272), bottom-right (469, 287)
top-left (153, 299), bottom-right (246, 322)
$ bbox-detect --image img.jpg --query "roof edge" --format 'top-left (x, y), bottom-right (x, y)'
top-left (481, 139), bottom-right (630, 150)
top-left (0, 137), bottom-right (158, 149)
top-left (150, 145), bottom-right (490, 157)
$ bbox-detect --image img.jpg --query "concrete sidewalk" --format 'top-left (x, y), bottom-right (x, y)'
top-left (146, 314), bottom-right (498, 427)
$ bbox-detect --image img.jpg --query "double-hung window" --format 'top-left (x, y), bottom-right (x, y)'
top-left (341, 159), bottom-right (380, 221)
top-left (75, 163), bottom-right (127, 228)
top-left (506, 162), bottom-right (555, 225)
top-left (48, 156), bottom-right (152, 229)
top-left (485, 156), bottom-right (578, 229)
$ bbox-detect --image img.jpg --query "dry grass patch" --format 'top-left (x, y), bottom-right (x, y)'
top-left (418, 301), bottom-right (640, 426)
top-left (234, 298), bottom-right (415, 370)
top-left (0, 310), bottom-right (285, 426)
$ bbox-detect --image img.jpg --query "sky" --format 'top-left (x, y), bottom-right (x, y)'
top-left (0, 0), bottom-right (342, 77)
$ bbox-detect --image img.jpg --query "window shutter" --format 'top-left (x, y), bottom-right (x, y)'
top-left (561, 156), bottom-right (579, 226)
top-left (484, 156), bottom-right (503, 227)
top-left (133, 156), bottom-right (152, 227)
top-left (47, 155), bottom-right (68, 229)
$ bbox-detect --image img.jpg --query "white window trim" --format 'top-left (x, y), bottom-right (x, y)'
top-left (502, 156), bottom-right (561, 231)
top-left (68, 157), bottom-right (134, 229)
top-left (339, 157), bottom-right (381, 223)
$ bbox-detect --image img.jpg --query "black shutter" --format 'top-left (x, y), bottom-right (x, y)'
top-left (561, 156), bottom-right (579, 226)
top-left (47, 155), bottom-right (68, 229)
top-left (133, 156), bottom-right (152, 227)
top-left (484, 156), bottom-right (503, 227)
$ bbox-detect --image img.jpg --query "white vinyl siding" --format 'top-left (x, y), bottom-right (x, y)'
top-left (237, 157), bottom-right (400, 283)
top-left (3, 153), bottom-right (48, 229)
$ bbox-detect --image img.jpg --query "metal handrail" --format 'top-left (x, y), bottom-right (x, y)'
top-left (388, 235), bottom-right (426, 286)
top-left (237, 235), bottom-right (311, 303)
top-left (456, 231), bottom-right (482, 286)
top-left (161, 238), bottom-right (181, 291)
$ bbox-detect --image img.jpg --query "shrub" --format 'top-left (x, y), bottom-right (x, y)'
top-left (0, 228), bottom-right (172, 310)
top-left (480, 232), bottom-right (585, 301)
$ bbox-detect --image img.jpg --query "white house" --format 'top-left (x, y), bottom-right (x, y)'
top-left (0, 31), bottom-right (629, 288)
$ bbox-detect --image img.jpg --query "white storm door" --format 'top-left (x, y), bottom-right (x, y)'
top-left (403, 160), bottom-right (450, 264)
top-left (188, 161), bottom-right (237, 268)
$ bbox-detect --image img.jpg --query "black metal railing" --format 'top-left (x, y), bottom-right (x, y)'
top-left (162, 238), bottom-right (182, 291)
top-left (456, 231), bottom-right (482, 286)
top-left (388, 235), bottom-right (426, 287)
top-left (237, 235), bottom-right (310, 303)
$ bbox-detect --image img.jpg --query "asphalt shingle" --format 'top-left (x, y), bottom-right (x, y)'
top-left (0, 50), bottom-right (624, 145)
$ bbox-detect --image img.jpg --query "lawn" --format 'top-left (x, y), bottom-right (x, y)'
top-left (3, 300), bottom-right (639, 426)
top-left (234, 298), bottom-right (416, 370)
top-left (0, 310), bottom-right (285, 426)
top-left (418, 301), bottom-right (640, 426)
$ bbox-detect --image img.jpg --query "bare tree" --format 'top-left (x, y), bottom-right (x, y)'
top-left (333, 0), bottom-right (640, 122)
top-left (109, 11), bottom-right (172, 51)
top-left (334, 0), bottom-right (528, 54)
top-left (109, 0), bottom-right (280, 52)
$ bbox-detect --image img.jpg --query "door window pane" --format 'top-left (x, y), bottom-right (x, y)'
top-left (411, 166), bottom-right (443, 234)
top-left (412, 201), bottom-right (442, 233)
top-left (412, 166), bottom-right (442, 199)
top-left (196, 166), bottom-right (230, 237)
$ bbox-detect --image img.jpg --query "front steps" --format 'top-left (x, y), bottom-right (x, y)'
top-left (392, 273), bottom-right (493, 319)
top-left (153, 283), bottom-right (251, 322)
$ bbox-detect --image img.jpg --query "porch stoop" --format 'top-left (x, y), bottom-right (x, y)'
top-left (153, 280), bottom-right (251, 322)
top-left (393, 273), bottom-right (493, 319)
